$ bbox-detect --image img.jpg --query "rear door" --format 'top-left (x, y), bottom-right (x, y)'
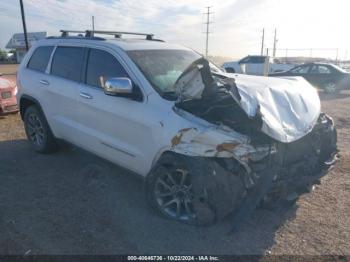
top-left (44, 45), bottom-right (85, 140)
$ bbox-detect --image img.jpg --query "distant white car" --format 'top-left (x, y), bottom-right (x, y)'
top-left (223, 55), bottom-right (295, 75)
top-left (17, 30), bottom-right (337, 226)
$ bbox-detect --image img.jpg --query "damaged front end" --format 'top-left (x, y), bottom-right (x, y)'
top-left (165, 58), bottom-right (338, 225)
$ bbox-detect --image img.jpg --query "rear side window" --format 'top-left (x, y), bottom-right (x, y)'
top-left (86, 48), bottom-right (128, 88)
top-left (51, 46), bottom-right (84, 82)
top-left (27, 46), bottom-right (53, 72)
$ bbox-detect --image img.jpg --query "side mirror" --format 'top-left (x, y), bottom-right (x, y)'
top-left (104, 77), bottom-right (133, 96)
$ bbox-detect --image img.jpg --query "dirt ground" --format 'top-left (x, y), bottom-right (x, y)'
top-left (0, 64), bottom-right (349, 255)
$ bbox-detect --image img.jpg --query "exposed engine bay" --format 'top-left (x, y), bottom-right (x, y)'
top-left (168, 58), bottom-right (338, 225)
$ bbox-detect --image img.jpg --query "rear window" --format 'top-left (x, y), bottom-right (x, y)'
top-left (27, 46), bottom-right (54, 72)
top-left (51, 46), bottom-right (84, 82)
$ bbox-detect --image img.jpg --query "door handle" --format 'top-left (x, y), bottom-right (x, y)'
top-left (80, 92), bottom-right (93, 99)
top-left (39, 80), bottom-right (49, 85)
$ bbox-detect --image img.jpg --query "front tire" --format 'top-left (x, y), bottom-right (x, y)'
top-left (23, 105), bottom-right (58, 153)
top-left (146, 154), bottom-right (215, 225)
top-left (324, 82), bottom-right (339, 94)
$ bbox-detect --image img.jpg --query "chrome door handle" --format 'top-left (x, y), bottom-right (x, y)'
top-left (80, 92), bottom-right (93, 99)
top-left (39, 80), bottom-right (49, 85)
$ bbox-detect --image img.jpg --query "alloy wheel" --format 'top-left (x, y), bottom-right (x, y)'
top-left (154, 167), bottom-right (195, 221)
top-left (26, 114), bottom-right (45, 146)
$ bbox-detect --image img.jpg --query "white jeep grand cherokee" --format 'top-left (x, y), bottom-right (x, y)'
top-left (17, 31), bottom-right (337, 225)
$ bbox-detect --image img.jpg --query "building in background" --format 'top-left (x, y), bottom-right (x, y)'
top-left (5, 32), bottom-right (47, 63)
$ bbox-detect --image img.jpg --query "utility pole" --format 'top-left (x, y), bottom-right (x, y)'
top-left (273, 28), bottom-right (277, 57)
top-left (260, 28), bottom-right (265, 56)
top-left (92, 16), bottom-right (95, 36)
top-left (204, 6), bottom-right (213, 58)
top-left (19, 0), bottom-right (29, 51)
top-left (335, 48), bottom-right (339, 64)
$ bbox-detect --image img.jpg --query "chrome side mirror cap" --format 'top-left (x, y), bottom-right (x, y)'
top-left (104, 77), bottom-right (133, 96)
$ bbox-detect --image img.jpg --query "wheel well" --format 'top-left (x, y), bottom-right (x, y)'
top-left (19, 96), bottom-right (40, 120)
top-left (225, 67), bottom-right (235, 73)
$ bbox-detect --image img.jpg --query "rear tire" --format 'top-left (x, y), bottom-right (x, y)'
top-left (23, 105), bottom-right (58, 153)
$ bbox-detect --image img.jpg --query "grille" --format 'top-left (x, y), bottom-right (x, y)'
top-left (4, 105), bottom-right (18, 112)
top-left (1, 91), bottom-right (12, 99)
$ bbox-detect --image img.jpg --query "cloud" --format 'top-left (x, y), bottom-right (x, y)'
top-left (1, 0), bottom-right (349, 59)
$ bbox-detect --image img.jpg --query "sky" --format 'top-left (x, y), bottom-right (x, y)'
top-left (1, 0), bottom-right (350, 60)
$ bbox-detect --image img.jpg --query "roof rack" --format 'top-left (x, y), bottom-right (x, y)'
top-left (53, 30), bottom-right (105, 40)
top-left (86, 30), bottom-right (154, 40)
top-left (59, 30), bottom-right (155, 40)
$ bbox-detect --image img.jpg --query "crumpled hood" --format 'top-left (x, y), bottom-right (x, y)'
top-left (228, 74), bottom-right (321, 143)
top-left (174, 59), bottom-right (321, 143)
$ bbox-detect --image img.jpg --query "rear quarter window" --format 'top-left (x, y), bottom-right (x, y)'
top-left (27, 46), bottom-right (54, 72)
top-left (51, 46), bottom-right (84, 82)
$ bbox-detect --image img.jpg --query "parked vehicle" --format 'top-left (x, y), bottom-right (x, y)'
top-left (269, 62), bottom-right (350, 93)
top-left (222, 55), bottom-right (295, 75)
top-left (17, 30), bottom-right (337, 225)
top-left (0, 75), bottom-right (18, 115)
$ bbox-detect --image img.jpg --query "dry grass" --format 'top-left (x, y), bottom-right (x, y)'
top-left (0, 64), bottom-right (18, 75)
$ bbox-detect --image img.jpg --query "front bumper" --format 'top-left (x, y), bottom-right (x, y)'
top-left (254, 113), bottom-right (338, 203)
top-left (0, 96), bottom-right (19, 115)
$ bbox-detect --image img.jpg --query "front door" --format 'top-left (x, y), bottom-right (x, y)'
top-left (308, 65), bottom-right (335, 88)
top-left (75, 47), bottom-right (155, 174)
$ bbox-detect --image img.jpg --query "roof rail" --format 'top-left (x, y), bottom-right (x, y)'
top-left (86, 30), bottom-right (154, 40)
top-left (60, 30), bottom-right (87, 37)
top-left (46, 36), bottom-right (105, 41)
top-left (58, 30), bottom-right (160, 41)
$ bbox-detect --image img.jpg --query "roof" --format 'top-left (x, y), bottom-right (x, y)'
top-left (35, 36), bottom-right (190, 52)
top-left (6, 32), bottom-right (47, 49)
top-left (105, 38), bottom-right (189, 51)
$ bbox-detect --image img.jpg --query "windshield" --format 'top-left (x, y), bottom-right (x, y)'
top-left (127, 49), bottom-right (201, 95)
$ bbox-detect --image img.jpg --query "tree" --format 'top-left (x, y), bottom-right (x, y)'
top-left (0, 49), bottom-right (7, 61)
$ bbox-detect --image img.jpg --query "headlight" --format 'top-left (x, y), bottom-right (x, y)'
top-left (1, 91), bottom-right (12, 99)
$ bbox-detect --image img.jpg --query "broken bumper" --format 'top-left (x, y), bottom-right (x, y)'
top-left (239, 113), bottom-right (337, 212)
top-left (186, 113), bottom-right (337, 224)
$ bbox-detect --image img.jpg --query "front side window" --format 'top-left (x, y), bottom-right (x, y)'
top-left (127, 49), bottom-right (201, 94)
top-left (51, 46), bottom-right (84, 82)
top-left (317, 65), bottom-right (332, 74)
top-left (27, 46), bottom-right (54, 72)
top-left (86, 49), bottom-right (129, 88)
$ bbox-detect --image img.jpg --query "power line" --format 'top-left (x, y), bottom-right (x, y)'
top-left (203, 6), bottom-right (213, 58)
